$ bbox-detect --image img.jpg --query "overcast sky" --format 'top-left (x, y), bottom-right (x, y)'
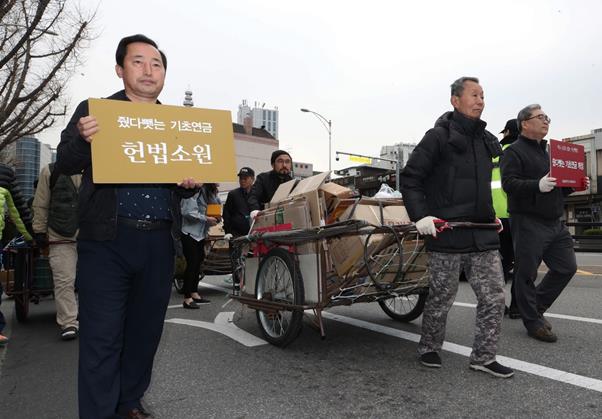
top-left (38, 0), bottom-right (602, 172)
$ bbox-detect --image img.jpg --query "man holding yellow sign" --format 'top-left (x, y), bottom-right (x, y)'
top-left (55, 34), bottom-right (200, 419)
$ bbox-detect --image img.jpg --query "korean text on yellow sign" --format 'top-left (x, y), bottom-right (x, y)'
top-left (89, 98), bottom-right (237, 183)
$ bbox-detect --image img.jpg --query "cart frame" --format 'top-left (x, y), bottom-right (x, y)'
top-left (230, 220), bottom-right (498, 346)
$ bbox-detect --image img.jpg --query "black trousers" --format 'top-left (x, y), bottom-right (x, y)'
top-left (77, 224), bottom-right (174, 419)
top-left (511, 214), bottom-right (576, 332)
top-left (181, 233), bottom-right (206, 298)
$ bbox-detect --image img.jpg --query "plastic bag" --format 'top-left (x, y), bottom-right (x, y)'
top-left (373, 183), bottom-right (402, 199)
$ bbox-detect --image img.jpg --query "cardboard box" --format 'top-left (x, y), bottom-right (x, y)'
top-left (327, 201), bottom-right (411, 276)
top-left (319, 182), bottom-right (354, 213)
top-left (251, 196), bottom-right (315, 255)
top-left (269, 172), bottom-right (331, 227)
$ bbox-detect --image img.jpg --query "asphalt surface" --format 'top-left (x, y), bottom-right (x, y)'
top-left (1, 254), bottom-right (601, 419)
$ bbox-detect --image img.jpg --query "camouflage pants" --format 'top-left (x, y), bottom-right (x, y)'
top-left (417, 250), bottom-right (505, 364)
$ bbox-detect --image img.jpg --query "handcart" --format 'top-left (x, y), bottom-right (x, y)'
top-left (230, 219), bottom-right (498, 347)
top-left (173, 234), bottom-right (233, 294)
top-left (1, 236), bottom-right (57, 322)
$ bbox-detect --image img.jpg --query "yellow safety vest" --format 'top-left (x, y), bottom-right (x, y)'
top-left (491, 143), bottom-right (510, 218)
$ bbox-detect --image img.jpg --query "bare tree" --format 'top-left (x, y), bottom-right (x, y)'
top-left (0, 0), bottom-right (95, 152)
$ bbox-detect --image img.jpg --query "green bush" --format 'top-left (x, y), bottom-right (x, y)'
top-left (583, 228), bottom-right (602, 236)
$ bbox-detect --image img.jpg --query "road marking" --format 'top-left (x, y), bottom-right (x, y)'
top-left (319, 311), bottom-right (602, 393)
top-left (199, 282), bottom-right (231, 293)
top-left (576, 269), bottom-right (594, 276)
top-left (165, 312), bottom-right (267, 347)
top-left (452, 302), bottom-right (602, 325)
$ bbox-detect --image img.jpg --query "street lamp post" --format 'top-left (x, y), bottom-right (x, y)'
top-left (300, 108), bottom-right (332, 172)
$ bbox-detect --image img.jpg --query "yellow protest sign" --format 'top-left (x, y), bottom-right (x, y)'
top-left (89, 98), bottom-right (237, 183)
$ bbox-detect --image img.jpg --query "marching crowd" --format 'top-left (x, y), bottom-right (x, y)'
top-left (0, 33), bottom-right (589, 418)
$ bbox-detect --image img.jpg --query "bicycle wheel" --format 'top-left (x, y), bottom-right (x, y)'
top-left (255, 248), bottom-right (304, 347)
top-left (378, 292), bottom-right (427, 322)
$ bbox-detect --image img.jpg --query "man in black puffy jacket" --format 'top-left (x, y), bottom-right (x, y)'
top-left (501, 104), bottom-right (588, 343)
top-left (400, 76), bottom-right (513, 378)
top-left (248, 149), bottom-right (293, 214)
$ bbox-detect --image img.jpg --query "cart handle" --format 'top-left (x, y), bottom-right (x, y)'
top-left (433, 219), bottom-right (500, 232)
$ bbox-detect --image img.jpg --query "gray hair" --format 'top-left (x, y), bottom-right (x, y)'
top-left (450, 76), bottom-right (480, 97)
top-left (517, 104), bottom-right (541, 133)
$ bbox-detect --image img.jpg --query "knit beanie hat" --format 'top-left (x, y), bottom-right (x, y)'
top-left (270, 150), bottom-right (292, 165)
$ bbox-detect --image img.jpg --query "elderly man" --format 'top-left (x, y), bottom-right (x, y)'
top-left (500, 104), bottom-right (589, 343)
top-left (400, 76), bottom-right (513, 378)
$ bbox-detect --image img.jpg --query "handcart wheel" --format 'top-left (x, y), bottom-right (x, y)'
top-left (378, 292), bottom-right (427, 322)
top-left (173, 277), bottom-right (184, 294)
top-left (14, 293), bottom-right (30, 322)
top-left (255, 248), bottom-right (304, 347)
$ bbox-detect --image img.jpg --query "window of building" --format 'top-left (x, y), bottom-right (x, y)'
top-left (597, 149), bottom-right (602, 176)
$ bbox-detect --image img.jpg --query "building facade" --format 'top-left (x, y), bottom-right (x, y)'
top-left (292, 161), bottom-right (314, 179)
top-left (3, 137), bottom-right (53, 198)
top-left (237, 99), bottom-right (279, 139)
top-left (563, 128), bottom-right (602, 229)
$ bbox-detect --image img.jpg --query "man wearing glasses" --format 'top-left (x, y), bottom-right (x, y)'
top-left (500, 104), bottom-right (589, 343)
top-left (248, 149), bottom-right (293, 217)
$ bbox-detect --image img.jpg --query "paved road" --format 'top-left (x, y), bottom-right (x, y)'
top-left (1, 259), bottom-right (601, 418)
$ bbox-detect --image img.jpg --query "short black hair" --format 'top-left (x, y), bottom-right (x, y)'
top-left (115, 34), bottom-right (167, 69)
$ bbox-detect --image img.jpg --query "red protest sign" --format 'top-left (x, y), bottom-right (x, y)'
top-left (549, 139), bottom-right (585, 188)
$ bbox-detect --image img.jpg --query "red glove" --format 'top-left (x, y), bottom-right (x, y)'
top-left (574, 176), bottom-right (590, 192)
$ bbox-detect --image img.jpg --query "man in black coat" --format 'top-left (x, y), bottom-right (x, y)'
top-left (55, 34), bottom-right (198, 419)
top-left (223, 167), bottom-right (255, 237)
top-left (248, 149), bottom-right (293, 216)
top-left (500, 104), bottom-right (588, 343)
top-left (400, 76), bottom-right (513, 378)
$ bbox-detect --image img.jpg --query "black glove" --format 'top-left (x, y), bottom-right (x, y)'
top-left (34, 233), bottom-right (49, 249)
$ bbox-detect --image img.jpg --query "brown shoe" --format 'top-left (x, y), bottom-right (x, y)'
top-left (540, 315), bottom-right (552, 331)
top-left (121, 408), bottom-right (152, 419)
top-left (528, 326), bottom-right (557, 343)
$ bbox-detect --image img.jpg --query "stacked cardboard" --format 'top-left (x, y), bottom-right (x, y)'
top-left (246, 172), bottom-right (414, 301)
top-left (327, 199), bottom-right (411, 277)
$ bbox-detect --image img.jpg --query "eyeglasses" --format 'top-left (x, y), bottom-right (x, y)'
top-left (525, 114), bottom-right (551, 124)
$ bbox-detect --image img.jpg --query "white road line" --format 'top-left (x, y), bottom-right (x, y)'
top-left (452, 302), bottom-right (602, 325)
top-left (165, 312), bottom-right (267, 347)
top-left (200, 282), bottom-right (231, 293)
top-left (319, 311), bottom-right (602, 393)
top-left (221, 298), bottom-right (233, 309)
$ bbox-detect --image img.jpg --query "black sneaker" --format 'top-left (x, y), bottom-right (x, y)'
top-left (470, 361), bottom-right (514, 378)
top-left (420, 352), bottom-right (442, 368)
top-left (60, 326), bottom-right (79, 341)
